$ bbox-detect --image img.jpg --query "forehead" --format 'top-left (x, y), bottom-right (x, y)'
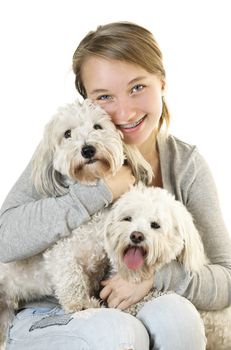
top-left (81, 56), bottom-right (150, 93)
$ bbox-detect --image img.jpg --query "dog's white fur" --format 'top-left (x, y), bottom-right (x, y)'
top-left (0, 99), bottom-right (153, 348)
top-left (0, 99), bottom-right (229, 349)
top-left (104, 184), bottom-right (231, 350)
top-left (32, 99), bottom-right (152, 196)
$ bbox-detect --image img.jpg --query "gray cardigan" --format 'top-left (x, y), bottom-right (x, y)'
top-left (0, 134), bottom-right (231, 311)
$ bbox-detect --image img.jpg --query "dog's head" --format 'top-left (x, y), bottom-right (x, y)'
top-left (104, 184), bottom-right (206, 282)
top-left (32, 99), bottom-right (125, 196)
top-left (32, 99), bottom-right (153, 197)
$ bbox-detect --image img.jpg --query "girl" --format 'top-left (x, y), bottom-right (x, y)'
top-left (1, 21), bottom-right (231, 350)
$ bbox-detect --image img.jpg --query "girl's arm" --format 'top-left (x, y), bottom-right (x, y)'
top-left (155, 150), bottom-right (231, 310)
top-left (0, 162), bottom-right (112, 262)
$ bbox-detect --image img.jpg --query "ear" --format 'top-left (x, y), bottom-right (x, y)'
top-left (161, 78), bottom-right (166, 94)
top-left (123, 144), bottom-right (153, 185)
top-left (31, 119), bottom-right (68, 197)
top-left (173, 201), bottom-right (207, 272)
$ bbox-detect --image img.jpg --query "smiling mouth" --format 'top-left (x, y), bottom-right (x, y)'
top-left (117, 115), bottom-right (146, 130)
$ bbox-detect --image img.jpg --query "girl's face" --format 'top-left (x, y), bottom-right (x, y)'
top-left (81, 57), bottom-right (164, 146)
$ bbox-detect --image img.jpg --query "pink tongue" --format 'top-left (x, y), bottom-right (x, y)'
top-left (123, 247), bottom-right (144, 270)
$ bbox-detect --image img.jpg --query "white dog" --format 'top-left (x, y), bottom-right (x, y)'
top-left (1, 98), bottom-right (229, 349)
top-left (104, 184), bottom-right (231, 350)
top-left (0, 99), bottom-right (152, 348)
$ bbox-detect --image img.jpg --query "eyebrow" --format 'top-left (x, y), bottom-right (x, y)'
top-left (89, 76), bottom-right (148, 95)
top-left (128, 76), bottom-right (147, 86)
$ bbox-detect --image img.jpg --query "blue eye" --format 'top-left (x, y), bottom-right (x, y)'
top-left (131, 84), bottom-right (144, 93)
top-left (97, 95), bottom-right (112, 101)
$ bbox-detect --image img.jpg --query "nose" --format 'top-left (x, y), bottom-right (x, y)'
top-left (81, 145), bottom-right (96, 159)
top-left (107, 99), bottom-right (136, 125)
top-left (130, 231), bottom-right (144, 244)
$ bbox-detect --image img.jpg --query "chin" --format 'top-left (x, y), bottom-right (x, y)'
top-left (123, 130), bottom-right (155, 146)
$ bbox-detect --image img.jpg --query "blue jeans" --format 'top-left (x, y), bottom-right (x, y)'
top-left (6, 294), bottom-right (206, 350)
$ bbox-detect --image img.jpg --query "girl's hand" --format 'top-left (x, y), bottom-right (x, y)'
top-left (104, 165), bottom-right (135, 201)
top-left (100, 274), bottom-right (154, 310)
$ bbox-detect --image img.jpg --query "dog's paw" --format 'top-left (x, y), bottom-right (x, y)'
top-left (63, 297), bottom-right (101, 313)
top-left (85, 297), bottom-right (101, 309)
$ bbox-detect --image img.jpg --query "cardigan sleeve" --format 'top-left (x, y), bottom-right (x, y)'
top-left (0, 162), bottom-right (112, 263)
top-left (155, 136), bottom-right (231, 310)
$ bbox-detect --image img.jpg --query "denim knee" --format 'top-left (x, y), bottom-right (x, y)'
top-left (71, 308), bottom-right (150, 350)
top-left (137, 293), bottom-right (206, 350)
top-left (7, 307), bottom-right (150, 350)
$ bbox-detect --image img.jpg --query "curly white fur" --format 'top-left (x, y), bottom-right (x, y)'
top-left (104, 184), bottom-right (231, 350)
top-left (32, 99), bottom-right (152, 196)
top-left (0, 99), bottom-right (153, 348)
top-left (1, 99), bottom-right (229, 349)
top-left (104, 184), bottom-right (207, 280)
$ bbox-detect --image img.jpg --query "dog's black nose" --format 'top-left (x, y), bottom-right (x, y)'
top-left (130, 231), bottom-right (144, 244)
top-left (81, 145), bottom-right (96, 159)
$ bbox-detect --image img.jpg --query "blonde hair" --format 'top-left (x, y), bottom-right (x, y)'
top-left (72, 21), bottom-right (170, 131)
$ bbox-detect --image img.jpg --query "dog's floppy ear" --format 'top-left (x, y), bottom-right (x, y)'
top-left (172, 200), bottom-right (207, 272)
top-left (123, 144), bottom-right (153, 185)
top-left (32, 119), bottom-right (68, 197)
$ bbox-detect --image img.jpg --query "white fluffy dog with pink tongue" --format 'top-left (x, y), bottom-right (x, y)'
top-left (0, 98), bottom-right (229, 349)
top-left (104, 183), bottom-right (204, 284)
top-left (104, 184), bottom-right (231, 350)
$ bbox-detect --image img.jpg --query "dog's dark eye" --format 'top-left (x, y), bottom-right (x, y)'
top-left (122, 216), bottom-right (132, 222)
top-left (94, 124), bottom-right (102, 130)
top-left (151, 221), bottom-right (160, 229)
top-left (64, 130), bottom-right (72, 138)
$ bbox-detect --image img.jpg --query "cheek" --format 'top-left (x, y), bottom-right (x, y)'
top-left (94, 102), bottom-right (117, 122)
top-left (146, 101), bottom-right (163, 131)
top-left (144, 91), bottom-right (163, 114)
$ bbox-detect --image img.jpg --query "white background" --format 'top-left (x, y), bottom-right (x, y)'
top-left (0, 0), bottom-right (230, 234)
